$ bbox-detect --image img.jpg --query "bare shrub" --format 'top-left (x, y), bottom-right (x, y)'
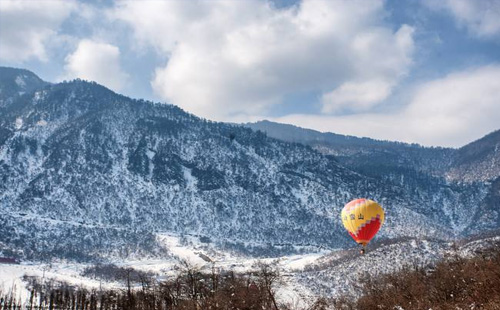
top-left (351, 246), bottom-right (500, 310)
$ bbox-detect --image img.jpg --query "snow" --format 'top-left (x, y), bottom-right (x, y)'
top-left (146, 148), bottom-right (155, 178)
top-left (33, 91), bottom-right (43, 102)
top-left (157, 233), bottom-right (208, 267)
top-left (281, 253), bottom-right (325, 271)
top-left (182, 166), bottom-right (198, 190)
top-left (1, 234), bottom-right (499, 306)
top-left (15, 118), bottom-right (23, 129)
top-left (0, 262), bottom-right (112, 305)
top-left (15, 76), bottom-right (26, 88)
top-left (36, 120), bottom-right (47, 126)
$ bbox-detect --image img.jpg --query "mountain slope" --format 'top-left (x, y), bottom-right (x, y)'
top-left (247, 120), bottom-right (499, 235)
top-left (0, 67), bottom-right (48, 106)
top-left (246, 120), bottom-right (500, 182)
top-left (447, 129), bottom-right (500, 182)
top-left (246, 120), bottom-right (454, 173)
top-left (0, 68), bottom-right (495, 261)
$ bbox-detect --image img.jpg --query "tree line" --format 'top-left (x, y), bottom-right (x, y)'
top-left (0, 262), bottom-right (329, 310)
top-left (2, 244), bottom-right (499, 309)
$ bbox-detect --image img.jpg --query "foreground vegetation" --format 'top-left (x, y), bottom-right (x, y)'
top-left (337, 244), bottom-right (500, 309)
top-left (1, 262), bottom-right (329, 310)
top-left (1, 245), bottom-right (499, 310)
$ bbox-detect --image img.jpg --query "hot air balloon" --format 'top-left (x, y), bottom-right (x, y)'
top-left (341, 198), bottom-right (385, 254)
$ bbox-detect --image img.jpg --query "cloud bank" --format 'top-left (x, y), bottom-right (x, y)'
top-left (113, 0), bottom-right (414, 120)
top-left (274, 65), bottom-right (500, 147)
top-left (62, 39), bottom-right (129, 92)
top-left (1, 0), bottom-right (498, 147)
top-left (0, 0), bottom-right (76, 62)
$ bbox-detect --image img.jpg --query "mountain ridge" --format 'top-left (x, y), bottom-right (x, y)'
top-left (246, 120), bottom-right (500, 182)
top-left (0, 67), bottom-right (497, 261)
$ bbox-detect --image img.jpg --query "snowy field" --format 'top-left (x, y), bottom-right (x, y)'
top-left (1, 234), bottom-right (499, 306)
top-left (0, 232), bottom-right (328, 306)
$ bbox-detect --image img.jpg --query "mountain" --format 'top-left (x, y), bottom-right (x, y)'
top-left (246, 120), bottom-right (500, 182)
top-left (247, 120), bottom-right (500, 234)
top-left (0, 67), bottom-right (497, 261)
top-left (447, 129), bottom-right (500, 182)
top-left (0, 67), bottom-right (48, 107)
top-left (246, 120), bottom-right (454, 173)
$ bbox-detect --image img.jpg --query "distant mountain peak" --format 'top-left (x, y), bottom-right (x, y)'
top-left (447, 129), bottom-right (500, 182)
top-left (0, 66), bottom-right (48, 106)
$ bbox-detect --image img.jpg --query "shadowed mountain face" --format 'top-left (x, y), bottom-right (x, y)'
top-left (0, 67), bottom-right (497, 261)
top-left (246, 120), bottom-right (500, 182)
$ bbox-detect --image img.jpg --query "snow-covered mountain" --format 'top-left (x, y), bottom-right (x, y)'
top-left (447, 129), bottom-right (500, 182)
top-left (247, 120), bottom-right (500, 234)
top-left (0, 67), bottom-right (48, 107)
top-left (0, 67), bottom-right (498, 261)
top-left (246, 120), bottom-right (500, 181)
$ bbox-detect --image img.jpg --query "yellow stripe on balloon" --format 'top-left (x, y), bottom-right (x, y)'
top-left (341, 199), bottom-right (384, 236)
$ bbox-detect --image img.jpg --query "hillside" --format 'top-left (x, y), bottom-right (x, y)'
top-left (247, 120), bottom-right (500, 235)
top-left (447, 129), bottom-right (500, 182)
top-left (0, 67), bottom-right (48, 106)
top-left (339, 237), bottom-right (500, 309)
top-left (0, 67), bottom-right (497, 261)
top-left (247, 120), bottom-right (500, 182)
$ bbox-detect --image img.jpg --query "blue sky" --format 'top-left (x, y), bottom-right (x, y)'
top-left (1, 0), bottom-right (499, 147)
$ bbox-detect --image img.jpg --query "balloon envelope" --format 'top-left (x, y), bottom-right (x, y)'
top-left (341, 198), bottom-right (384, 246)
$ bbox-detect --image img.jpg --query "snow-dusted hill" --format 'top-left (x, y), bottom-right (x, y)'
top-left (247, 120), bottom-right (500, 183)
top-left (446, 130), bottom-right (500, 182)
top-left (0, 67), bottom-right (47, 107)
top-left (0, 67), bottom-right (498, 261)
top-left (247, 120), bottom-right (500, 234)
top-left (292, 233), bottom-right (500, 300)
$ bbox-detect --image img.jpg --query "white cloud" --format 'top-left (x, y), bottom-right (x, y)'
top-left (273, 65), bottom-right (500, 147)
top-left (321, 24), bottom-right (414, 113)
top-left (425, 0), bottom-right (500, 38)
top-left (321, 80), bottom-right (393, 113)
top-left (112, 0), bottom-right (414, 120)
top-left (403, 65), bottom-right (500, 146)
top-left (0, 0), bottom-right (76, 62)
top-left (62, 39), bottom-right (129, 92)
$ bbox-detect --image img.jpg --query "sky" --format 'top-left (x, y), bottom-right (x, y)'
top-left (1, 0), bottom-right (499, 147)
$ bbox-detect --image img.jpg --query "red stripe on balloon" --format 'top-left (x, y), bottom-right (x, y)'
top-left (349, 216), bottom-right (382, 245)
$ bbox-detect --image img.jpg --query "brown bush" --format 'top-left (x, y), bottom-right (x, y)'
top-left (7, 263), bottom-right (305, 310)
top-left (350, 245), bottom-right (500, 310)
